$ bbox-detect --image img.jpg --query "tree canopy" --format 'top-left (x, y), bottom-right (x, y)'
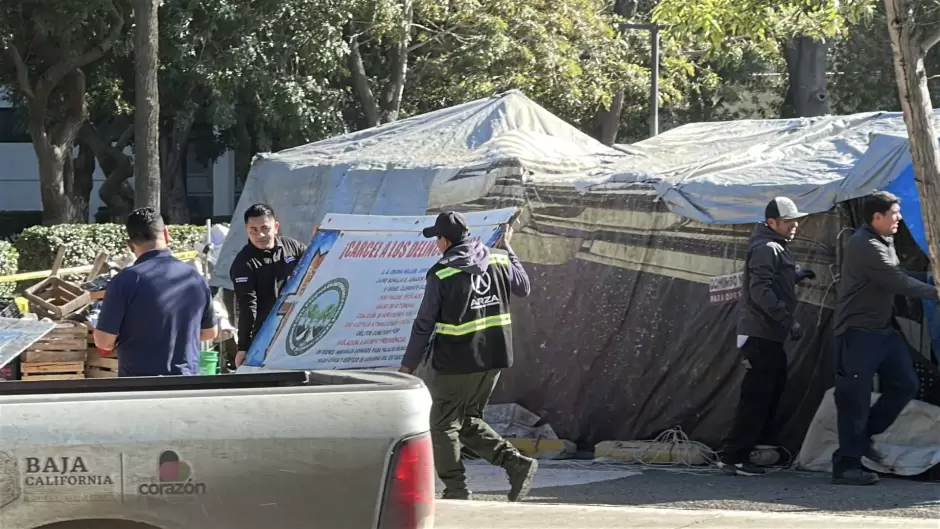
top-left (5, 0), bottom-right (940, 224)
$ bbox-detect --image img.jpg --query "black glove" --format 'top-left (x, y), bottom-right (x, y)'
top-left (789, 321), bottom-right (804, 341)
top-left (796, 269), bottom-right (816, 283)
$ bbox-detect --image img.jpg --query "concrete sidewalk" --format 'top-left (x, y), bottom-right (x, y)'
top-left (434, 500), bottom-right (940, 528)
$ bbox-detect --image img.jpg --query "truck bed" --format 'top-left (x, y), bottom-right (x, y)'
top-left (0, 370), bottom-right (379, 396)
top-left (0, 370), bottom-right (433, 529)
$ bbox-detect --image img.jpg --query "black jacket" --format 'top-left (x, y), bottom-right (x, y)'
top-left (230, 236), bottom-right (307, 351)
top-left (834, 224), bottom-right (937, 336)
top-left (736, 223), bottom-right (799, 344)
top-left (401, 239), bottom-right (530, 374)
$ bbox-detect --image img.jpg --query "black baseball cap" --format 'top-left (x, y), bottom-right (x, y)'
top-left (422, 211), bottom-right (469, 242)
top-left (765, 197), bottom-right (807, 221)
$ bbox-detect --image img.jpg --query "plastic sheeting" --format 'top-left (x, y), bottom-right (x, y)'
top-left (490, 196), bottom-right (842, 452)
top-left (215, 93), bottom-right (940, 287)
top-left (213, 91), bottom-right (939, 453)
top-left (617, 113), bottom-right (940, 224)
top-left (213, 90), bottom-right (630, 289)
top-left (798, 389), bottom-right (940, 476)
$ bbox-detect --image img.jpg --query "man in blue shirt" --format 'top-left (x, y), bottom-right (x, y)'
top-left (94, 207), bottom-right (218, 377)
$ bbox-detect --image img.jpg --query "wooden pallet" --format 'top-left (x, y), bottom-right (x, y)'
top-left (20, 361), bottom-right (85, 381)
top-left (23, 277), bottom-right (91, 320)
top-left (21, 321), bottom-right (89, 363)
top-left (85, 348), bottom-right (118, 378)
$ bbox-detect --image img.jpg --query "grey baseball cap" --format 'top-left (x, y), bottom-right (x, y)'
top-left (764, 197), bottom-right (807, 220)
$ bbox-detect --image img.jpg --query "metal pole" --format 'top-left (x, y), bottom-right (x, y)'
top-left (650, 26), bottom-right (660, 137)
top-left (618, 23), bottom-right (661, 138)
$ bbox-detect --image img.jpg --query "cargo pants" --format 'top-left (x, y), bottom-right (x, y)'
top-left (721, 336), bottom-right (788, 464)
top-left (832, 329), bottom-right (918, 471)
top-left (425, 368), bottom-right (520, 493)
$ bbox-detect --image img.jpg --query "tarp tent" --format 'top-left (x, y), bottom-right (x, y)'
top-left (213, 89), bottom-right (632, 284)
top-left (213, 91), bottom-right (939, 455)
top-left (612, 112), bottom-right (933, 223)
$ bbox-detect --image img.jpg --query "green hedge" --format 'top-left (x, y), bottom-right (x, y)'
top-left (0, 242), bottom-right (18, 298)
top-left (15, 224), bottom-right (212, 273)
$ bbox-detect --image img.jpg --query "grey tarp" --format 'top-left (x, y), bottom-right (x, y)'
top-left (215, 93), bottom-right (940, 286)
top-left (213, 90), bottom-right (633, 289)
top-left (608, 112), bottom-right (940, 224)
top-left (213, 91), bottom-right (937, 455)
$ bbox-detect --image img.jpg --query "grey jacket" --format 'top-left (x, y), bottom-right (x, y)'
top-left (833, 225), bottom-right (938, 336)
top-left (737, 224), bottom-right (799, 343)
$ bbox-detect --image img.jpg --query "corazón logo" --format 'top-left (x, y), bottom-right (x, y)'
top-left (286, 278), bottom-right (349, 356)
top-left (137, 451), bottom-right (207, 496)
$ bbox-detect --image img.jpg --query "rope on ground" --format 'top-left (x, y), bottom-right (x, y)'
top-left (628, 426), bottom-right (722, 475)
top-left (590, 426), bottom-right (798, 476)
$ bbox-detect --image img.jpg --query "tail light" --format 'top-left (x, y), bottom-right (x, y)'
top-left (378, 432), bottom-right (435, 529)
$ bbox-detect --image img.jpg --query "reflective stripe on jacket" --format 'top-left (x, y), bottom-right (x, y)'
top-left (428, 250), bottom-right (514, 374)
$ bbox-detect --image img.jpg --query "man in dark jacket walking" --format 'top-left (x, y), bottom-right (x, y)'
top-left (399, 211), bottom-right (538, 501)
top-left (719, 197), bottom-right (815, 476)
top-left (831, 191), bottom-right (938, 486)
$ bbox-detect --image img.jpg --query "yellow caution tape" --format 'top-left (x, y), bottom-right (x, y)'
top-left (0, 250), bottom-right (200, 283)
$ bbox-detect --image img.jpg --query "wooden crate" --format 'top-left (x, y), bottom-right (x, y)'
top-left (85, 349), bottom-right (118, 378)
top-left (21, 321), bottom-right (89, 363)
top-left (20, 361), bottom-right (85, 381)
top-left (23, 277), bottom-right (91, 320)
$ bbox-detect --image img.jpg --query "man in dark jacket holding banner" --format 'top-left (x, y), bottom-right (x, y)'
top-left (399, 211), bottom-right (538, 502)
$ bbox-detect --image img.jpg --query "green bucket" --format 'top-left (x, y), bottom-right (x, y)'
top-left (199, 350), bottom-right (220, 375)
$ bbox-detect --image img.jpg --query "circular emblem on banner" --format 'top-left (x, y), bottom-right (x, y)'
top-left (286, 278), bottom-right (349, 356)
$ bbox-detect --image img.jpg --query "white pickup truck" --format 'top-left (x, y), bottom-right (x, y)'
top-left (0, 370), bottom-right (434, 529)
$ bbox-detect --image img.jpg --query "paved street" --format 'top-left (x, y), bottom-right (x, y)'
top-left (462, 461), bottom-right (940, 519)
top-left (435, 501), bottom-right (940, 528)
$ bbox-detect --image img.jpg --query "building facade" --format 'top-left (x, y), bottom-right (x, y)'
top-left (0, 89), bottom-right (237, 222)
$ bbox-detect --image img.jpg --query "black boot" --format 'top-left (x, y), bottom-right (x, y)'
top-left (441, 488), bottom-right (472, 500)
top-left (505, 455), bottom-right (538, 502)
top-left (832, 467), bottom-right (879, 486)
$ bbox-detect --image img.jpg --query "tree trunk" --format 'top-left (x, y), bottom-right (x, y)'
top-left (347, 34), bottom-right (381, 128)
top-left (32, 145), bottom-right (92, 225)
top-left (883, 0), bottom-right (940, 287)
top-left (81, 122), bottom-right (135, 219)
top-left (591, 91), bottom-right (625, 146)
top-left (4, 1), bottom-right (124, 225)
top-left (35, 150), bottom-right (78, 225)
top-left (70, 139), bottom-right (96, 222)
top-left (27, 71), bottom-right (92, 225)
top-left (233, 111), bottom-right (254, 186)
top-left (134, 0), bottom-right (161, 211)
top-left (160, 152), bottom-right (189, 224)
top-left (780, 36), bottom-right (830, 118)
top-left (379, 0), bottom-right (413, 124)
top-left (159, 116), bottom-right (194, 224)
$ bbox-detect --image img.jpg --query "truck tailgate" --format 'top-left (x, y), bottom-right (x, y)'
top-left (0, 370), bottom-right (431, 529)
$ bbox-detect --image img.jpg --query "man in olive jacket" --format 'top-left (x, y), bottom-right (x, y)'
top-left (719, 197), bottom-right (815, 476)
top-left (398, 212), bottom-right (537, 502)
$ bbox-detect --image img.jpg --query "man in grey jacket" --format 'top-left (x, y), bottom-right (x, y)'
top-left (831, 191), bottom-right (938, 486)
top-left (719, 197), bottom-right (815, 476)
